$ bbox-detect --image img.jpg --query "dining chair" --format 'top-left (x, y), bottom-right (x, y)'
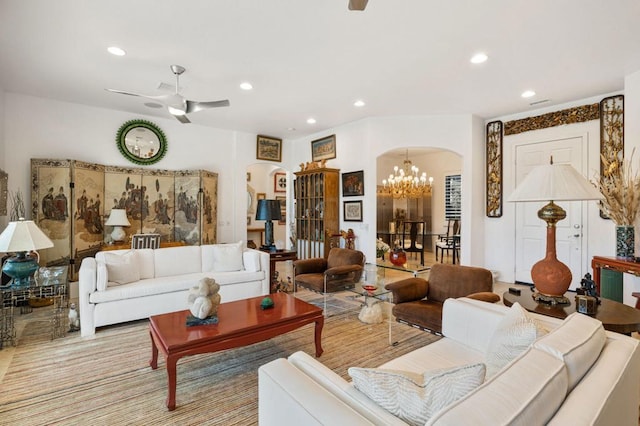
top-left (131, 233), bottom-right (161, 249)
top-left (435, 220), bottom-right (460, 263)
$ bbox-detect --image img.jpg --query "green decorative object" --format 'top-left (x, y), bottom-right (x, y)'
top-left (260, 297), bottom-right (274, 310)
top-left (116, 119), bottom-right (167, 165)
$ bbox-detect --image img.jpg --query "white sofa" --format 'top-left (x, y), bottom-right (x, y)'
top-left (78, 244), bottom-right (270, 337)
top-left (258, 297), bottom-right (640, 425)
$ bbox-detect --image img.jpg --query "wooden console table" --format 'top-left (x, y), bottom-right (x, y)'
top-left (591, 256), bottom-right (640, 295)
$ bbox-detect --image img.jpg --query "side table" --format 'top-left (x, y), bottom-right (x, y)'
top-left (503, 289), bottom-right (640, 335)
top-left (591, 255), bottom-right (640, 295)
top-left (261, 250), bottom-right (297, 293)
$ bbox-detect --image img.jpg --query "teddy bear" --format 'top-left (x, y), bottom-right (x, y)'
top-left (187, 277), bottom-right (221, 319)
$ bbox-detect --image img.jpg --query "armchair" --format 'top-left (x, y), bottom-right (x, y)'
top-left (293, 248), bottom-right (365, 293)
top-left (384, 263), bottom-right (500, 335)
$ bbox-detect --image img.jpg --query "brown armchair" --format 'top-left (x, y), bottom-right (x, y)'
top-left (384, 263), bottom-right (500, 335)
top-left (294, 248), bottom-right (365, 293)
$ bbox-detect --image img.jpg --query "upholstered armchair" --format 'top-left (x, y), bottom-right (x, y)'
top-left (384, 263), bottom-right (500, 335)
top-left (293, 248), bottom-right (365, 293)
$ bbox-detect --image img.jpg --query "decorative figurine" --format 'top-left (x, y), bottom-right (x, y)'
top-left (261, 296), bottom-right (274, 310)
top-left (187, 277), bottom-right (221, 320)
top-left (68, 303), bottom-right (80, 332)
top-left (577, 273), bottom-right (600, 301)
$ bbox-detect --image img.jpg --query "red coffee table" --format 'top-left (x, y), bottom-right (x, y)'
top-left (149, 292), bottom-right (324, 410)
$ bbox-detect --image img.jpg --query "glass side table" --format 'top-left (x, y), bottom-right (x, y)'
top-left (0, 266), bottom-right (69, 348)
top-left (375, 259), bottom-right (431, 278)
top-left (346, 281), bottom-right (391, 325)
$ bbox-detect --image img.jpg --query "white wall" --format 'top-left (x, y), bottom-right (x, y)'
top-left (2, 93), bottom-right (259, 244)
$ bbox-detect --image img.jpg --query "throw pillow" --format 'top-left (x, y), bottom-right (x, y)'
top-left (348, 363), bottom-right (485, 426)
top-left (212, 241), bottom-right (244, 272)
top-left (485, 302), bottom-right (545, 377)
top-left (103, 250), bottom-right (140, 285)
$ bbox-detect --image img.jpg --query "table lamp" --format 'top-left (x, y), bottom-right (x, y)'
top-left (255, 199), bottom-right (281, 251)
top-left (105, 209), bottom-right (131, 243)
top-left (0, 218), bottom-right (54, 288)
top-left (508, 158), bottom-right (603, 304)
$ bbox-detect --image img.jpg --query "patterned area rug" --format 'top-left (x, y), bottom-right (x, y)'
top-left (0, 294), bottom-right (439, 425)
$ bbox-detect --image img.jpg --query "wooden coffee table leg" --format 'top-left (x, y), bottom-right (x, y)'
top-left (149, 330), bottom-right (158, 369)
top-left (166, 355), bottom-right (179, 411)
top-left (314, 317), bottom-right (324, 357)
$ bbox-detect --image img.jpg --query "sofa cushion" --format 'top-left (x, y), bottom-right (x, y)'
top-left (485, 302), bottom-right (545, 377)
top-left (533, 312), bottom-right (606, 391)
top-left (348, 363), bottom-right (485, 426)
top-left (154, 246), bottom-right (202, 277)
top-left (102, 250), bottom-right (140, 285)
top-left (135, 249), bottom-right (155, 279)
top-left (89, 273), bottom-right (204, 304)
top-left (211, 241), bottom-right (244, 272)
top-left (428, 348), bottom-right (568, 425)
top-left (242, 250), bottom-right (260, 272)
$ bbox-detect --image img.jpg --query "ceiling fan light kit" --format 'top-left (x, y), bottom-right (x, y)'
top-left (349, 0), bottom-right (368, 10)
top-left (106, 65), bottom-right (230, 124)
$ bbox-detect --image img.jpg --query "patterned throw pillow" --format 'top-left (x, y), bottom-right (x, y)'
top-left (348, 363), bottom-right (485, 426)
top-left (485, 302), bottom-right (546, 377)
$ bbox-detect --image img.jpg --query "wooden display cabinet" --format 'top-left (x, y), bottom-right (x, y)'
top-left (294, 167), bottom-right (340, 259)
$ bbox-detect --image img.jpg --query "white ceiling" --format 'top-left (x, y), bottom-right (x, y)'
top-left (1, 0), bottom-right (639, 139)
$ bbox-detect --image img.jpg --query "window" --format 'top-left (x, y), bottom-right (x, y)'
top-left (445, 174), bottom-right (461, 220)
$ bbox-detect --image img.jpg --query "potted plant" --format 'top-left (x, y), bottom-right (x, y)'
top-left (592, 151), bottom-right (640, 258)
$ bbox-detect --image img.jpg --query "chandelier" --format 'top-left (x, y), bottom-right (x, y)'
top-left (381, 150), bottom-right (433, 199)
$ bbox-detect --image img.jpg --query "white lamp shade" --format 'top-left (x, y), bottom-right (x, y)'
top-left (0, 219), bottom-right (54, 252)
top-left (105, 209), bottom-right (131, 226)
top-left (508, 163), bottom-right (604, 203)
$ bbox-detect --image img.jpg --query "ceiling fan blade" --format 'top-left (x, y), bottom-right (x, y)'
top-left (348, 0), bottom-right (368, 10)
top-left (174, 114), bottom-right (191, 124)
top-left (186, 99), bottom-right (230, 114)
top-left (106, 88), bottom-right (174, 103)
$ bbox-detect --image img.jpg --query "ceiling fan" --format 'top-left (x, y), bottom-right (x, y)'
top-left (348, 0), bottom-right (368, 10)
top-left (106, 65), bottom-right (230, 124)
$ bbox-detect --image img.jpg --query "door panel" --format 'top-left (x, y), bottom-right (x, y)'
top-left (514, 137), bottom-right (586, 290)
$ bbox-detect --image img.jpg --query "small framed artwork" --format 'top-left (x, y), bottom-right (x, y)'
top-left (257, 192), bottom-right (266, 201)
top-left (342, 170), bottom-right (364, 197)
top-left (343, 200), bottom-right (363, 222)
top-left (276, 195), bottom-right (286, 225)
top-left (274, 172), bottom-right (286, 193)
top-left (256, 135), bottom-right (282, 162)
top-left (311, 134), bottom-right (336, 162)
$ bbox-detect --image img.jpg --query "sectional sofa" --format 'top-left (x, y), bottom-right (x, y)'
top-left (78, 243), bottom-right (269, 337)
top-left (258, 297), bottom-right (640, 425)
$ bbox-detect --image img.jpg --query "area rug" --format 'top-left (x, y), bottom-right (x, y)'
top-left (0, 299), bottom-right (439, 425)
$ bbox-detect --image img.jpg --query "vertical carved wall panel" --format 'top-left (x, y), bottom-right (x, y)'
top-left (72, 161), bottom-right (105, 273)
top-left (201, 171), bottom-right (218, 245)
top-left (31, 159), bottom-right (72, 268)
top-left (486, 121), bottom-right (503, 218)
top-left (599, 95), bottom-right (624, 220)
top-left (142, 169), bottom-right (175, 242)
top-left (175, 170), bottom-right (202, 245)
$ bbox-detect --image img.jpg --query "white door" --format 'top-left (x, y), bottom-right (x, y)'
top-left (514, 137), bottom-right (587, 290)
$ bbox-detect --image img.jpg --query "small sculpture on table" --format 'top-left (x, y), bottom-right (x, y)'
top-left (577, 273), bottom-right (600, 302)
top-left (186, 277), bottom-right (221, 326)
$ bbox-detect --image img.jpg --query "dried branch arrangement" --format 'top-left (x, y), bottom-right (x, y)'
top-left (592, 150), bottom-right (640, 225)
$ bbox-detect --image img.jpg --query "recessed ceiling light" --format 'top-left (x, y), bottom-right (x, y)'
top-left (521, 90), bottom-right (536, 98)
top-left (240, 82), bottom-right (253, 90)
top-left (107, 46), bottom-right (126, 56)
top-left (470, 53), bottom-right (488, 64)
top-left (354, 100), bottom-right (365, 107)
top-left (307, 118), bottom-right (316, 124)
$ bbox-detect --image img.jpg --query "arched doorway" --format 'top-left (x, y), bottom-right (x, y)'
top-left (246, 163), bottom-right (289, 250)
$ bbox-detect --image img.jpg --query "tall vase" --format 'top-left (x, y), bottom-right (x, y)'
top-left (616, 225), bottom-right (635, 259)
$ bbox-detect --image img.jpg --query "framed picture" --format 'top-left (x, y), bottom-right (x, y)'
top-left (276, 195), bottom-right (286, 225)
top-left (311, 134), bottom-right (336, 162)
top-left (342, 170), bottom-right (364, 197)
top-left (274, 172), bottom-right (286, 193)
top-left (486, 121), bottom-right (503, 218)
top-left (256, 135), bottom-right (282, 162)
top-left (257, 192), bottom-right (266, 200)
top-left (343, 200), bottom-right (363, 222)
